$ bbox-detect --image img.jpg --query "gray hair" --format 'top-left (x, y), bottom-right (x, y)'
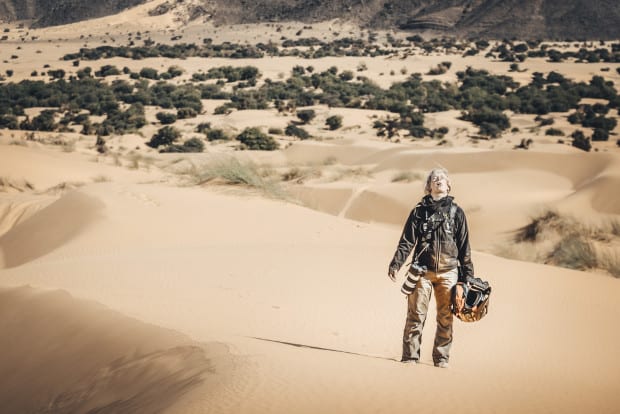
top-left (424, 167), bottom-right (452, 194)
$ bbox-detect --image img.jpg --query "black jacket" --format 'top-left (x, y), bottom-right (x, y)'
top-left (389, 195), bottom-right (474, 283)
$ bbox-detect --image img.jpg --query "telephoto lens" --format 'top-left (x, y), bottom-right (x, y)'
top-left (401, 263), bottom-right (426, 295)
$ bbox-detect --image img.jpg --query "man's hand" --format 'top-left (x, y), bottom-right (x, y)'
top-left (455, 283), bottom-right (465, 313)
top-left (388, 267), bottom-right (397, 282)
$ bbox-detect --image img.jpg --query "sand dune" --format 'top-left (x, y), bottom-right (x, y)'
top-left (0, 181), bottom-right (618, 413)
top-left (0, 285), bottom-right (242, 414)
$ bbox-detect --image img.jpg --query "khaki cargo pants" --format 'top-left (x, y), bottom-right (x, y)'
top-left (402, 268), bottom-right (458, 365)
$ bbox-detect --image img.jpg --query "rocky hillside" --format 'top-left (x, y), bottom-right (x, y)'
top-left (0, 0), bottom-right (147, 27)
top-left (211, 0), bottom-right (620, 40)
top-left (1, 0), bottom-right (619, 40)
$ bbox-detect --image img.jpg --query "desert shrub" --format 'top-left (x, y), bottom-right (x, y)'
top-left (325, 115), bottom-right (343, 130)
top-left (545, 128), bottom-right (564, 136)
top-left (427, 62), bottom-right (451, 75)
top-left (206, 129), bottom-right (229, 141)
top-left (139, 67), bottom-right (159, 79)
top-left (339, 70), bottom-right (354, 81)
top-left (156, 112), bottom-right (177, 124)
top-left (167, 65), bottom-right (184, 78)
top-left (571, 130), bottom-right (591, 152)
top-left (147, 126), bottom-right (181, 148)
top-left (591, 128), bottom-right (609, 141)
top-left (409, 125), bottom-right (428, 138)
top-left (296, 109), bottom-right (316, 124)
top-left (0, 114), bottom-right (18, 129)
top-left (195, 122), bottom-right (211, 133)
top-left (462, 107), bottom-right (510, 137)
top-left (214, 104), bottom-right (233, 115)
top-left (96, 65), bottom-right (120, 77)
top-left (285, 124), bottom-right (311, 139)
top-left (47, 69), bottom-right (65, 79)
top-left (176, 107), bottom-right (198, 119)
top-left (206, 66), bottom-right (260, 83)
top-left (535, 115), bottom-right (554, 126)
top-left (236, 127), bottom-right (279, 150)
top-left (582, 115), bottom-right (617, 131)
top-left (160, 137), bottom-right (204, 153)
top-left (29, 110), bottom-right (57, 131)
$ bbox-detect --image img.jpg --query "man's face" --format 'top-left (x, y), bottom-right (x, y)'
top-left (430, 172), bottom-right (449, 196)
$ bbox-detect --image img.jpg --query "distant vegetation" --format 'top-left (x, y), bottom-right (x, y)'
top-left (1, 49), bottom-right (618, 144)
top-left (61, 38), bottom-right (620, 63)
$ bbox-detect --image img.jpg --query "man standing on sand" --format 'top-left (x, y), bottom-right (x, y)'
top-left (387, 168), bottom-right (474, 368)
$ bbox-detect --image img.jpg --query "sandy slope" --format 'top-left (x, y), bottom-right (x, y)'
top-left (0, 167), bottom-right (619, 412)
top-left (0, 285), bottom-right (244, 414)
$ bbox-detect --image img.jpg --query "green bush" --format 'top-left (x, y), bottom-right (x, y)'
top-left (206, 129), bottom-right (229, 141)
top-left (463, 107), bottom-right (510, 137)
top-left (147, 126), bottom-right (181, 148)
top-left (139, 67), bottom-right (159, 79)
top-left (325, 115), bottom-right (343, 130)
top-left (96, 65), bottom-right (121, 77)
top-left (571, 130), bottom-right (591, 152)
top-left (176, 107), bottom-right (198, 119)
top-left (160, 137), bottom-right (204, 153)
top-left (0, 114), bottom-right (18, 129)
top-left (156, 112), bottom-right (177, 124)
top-left (285, 124), bottom-right (311, 139)
top-left (236, 127), bottom-right (279, 150)
top-left (296, 109), bottom-right (316, 124)
top-left (592, 128), bottom-right (609, 141)
top-left (31, 110), bottom-right (58, 131)
top-left (195, 122), bottom-right (211, 133)
top-left (545, 128), bottom-right (564, 136)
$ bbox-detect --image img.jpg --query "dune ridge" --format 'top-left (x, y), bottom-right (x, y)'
top-left (0, 285), bottom-right (243, 414)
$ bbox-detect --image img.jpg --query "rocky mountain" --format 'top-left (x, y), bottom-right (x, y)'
top-left (212, 0), bottom-right (620, 40)
top-left (0, 0), bottom-right (619, 40)
top-left (0, 0), bottom-right (147, 27)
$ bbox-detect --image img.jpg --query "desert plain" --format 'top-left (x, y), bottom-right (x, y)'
top-left (1, 1), bottom-right (620, 413)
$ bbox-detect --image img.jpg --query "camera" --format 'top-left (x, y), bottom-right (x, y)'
top-left (401, 262), bottom-right (427, 295)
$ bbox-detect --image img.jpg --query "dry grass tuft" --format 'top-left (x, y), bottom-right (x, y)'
top-left (281, 166), bottom-right (322, 183)
top-left (499, 209), bottom-right (620, 277)
top-left (181, 157), bottom-right (287, 199)
top-left (0, 177), bottom-right (34, 192)
top-left (391, 171), bottom-right (423, 183)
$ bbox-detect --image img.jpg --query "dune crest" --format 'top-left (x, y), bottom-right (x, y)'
top-left (0, 285), bottom-right (242, 414)
top-left (0, 190), bottom-right (104, 268)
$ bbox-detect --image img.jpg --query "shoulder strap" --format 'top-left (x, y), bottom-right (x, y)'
top-left (449, 204), bottom-right (457, 226)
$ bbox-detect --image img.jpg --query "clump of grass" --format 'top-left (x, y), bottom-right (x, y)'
top-left (126, 152), bottom-right (155, 170)
top-left (0, 177), bottom-right (34, 192)
top-left (92, 175), bottom-right (111, 183)
top-left (185, 157), bottom-right (287, 199)
top-left (329, 167), bottom-right (374, 182)
top-left (546, 234), bottom-right (597, 270)
top-left (281, 166), bottom-right (322, 183)
top-left (501, 209), bottom-right (620, 277)
top-left (600, 251), bottom-right (620, 278)
top-left (515, 210), bottom-right (570, 242)
top-left (391, 171), bottom-right (422, 183)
